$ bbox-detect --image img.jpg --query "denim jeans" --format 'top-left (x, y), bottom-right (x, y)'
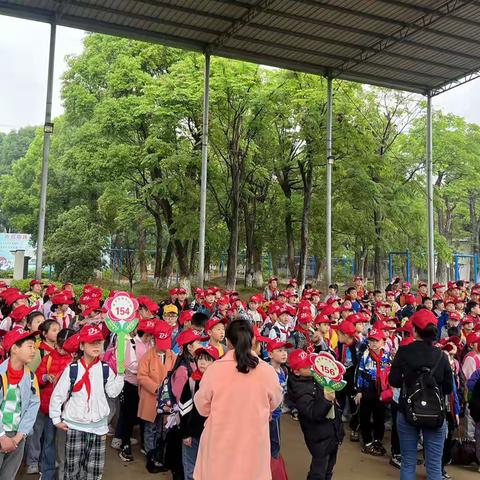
top-left (40, 417), bottom-right (56, 480)
top-left (144, 415), bottom-right (164, 454)
top-left (270, 416), bottom-right (281, 459)
top-left (397, 412), bottom-right (447, 480)
top-left (181, 437), bottom-right (199, 480)
top-left (25, 411), bottom-right (47, 467)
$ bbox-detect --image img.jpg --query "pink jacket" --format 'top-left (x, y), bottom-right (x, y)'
top-left (194, 350), bottom-right (282, 480)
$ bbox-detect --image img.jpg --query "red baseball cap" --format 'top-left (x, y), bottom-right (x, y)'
top-left (267, 340), bottom-right (293, 352)
top-left (432, 283), bottom-right (445, 290)
top-left (30, 279), bottom-right (42, 287)
top-left (386, 290), bottom-right (396, 297)
top-left (297, 311), bottom-right (313, 324)
top-left (288, 278), bottom-right (298, 286)
top-left (353, 275), bottom-right (363, 281)
top-left (314, 314), bottom-right (334, 325)
top-left (374, 320), bottom-right (396, 331)
top-left (368, 328), bottom-right (386, 341)
top-left (0, 281), bottom-right (8, 288)
top-left (206, 317), bottom-right (227, 331)
top-left (62, 332), bottom-right (81, 354)
top-left (169, 288), bottom-right (179, 296)
top-left (137, 319), bottom-right (157, 335)
top-left (90, 288), bottom-right (103, 299)
top-left (350, 314), bottom-right (367, 325)
top-left (447, 281), bottom-right (457, 290)
top-left (176, 328), bottom-right (209, 346)
top-left (463, 315), bottom-right (475, 325)
top-left (338, 321), bottom-right (356, 336)
top-left (193, 287), bottom-right (203, 296)
top-left (448, 311), bottom-right (461, 321)
top-left (137, 296), bottom-right (159, 314)
top-left (177, 288), bottom-right (187, 295)
top-left (320, 305), bottom-right (338, 317)
top-left (402, 282), bottom-right (411, 289)
top-left (4, 291), bottom-right (29, 306)
top-left (404, 294), bottom-right (416, 305)
top-left (3, 327), bottom-right (37, 352)
top-left (249, 295), bottom-right (261, 304)
top-left (155, 321), bottom-right (173, 350)
top-left (400, 337), bottom-right (415, 347)
top-left (195, 345), bottom-right (220, 360)
top-left (466, 332), bottom-right (480, 346)
top-left (216, 296), bottom-right (230, 306)
top-left (178, 310), bottom-right (195, 326)
top-left (326, 297), bottom-right (340, 305)
top-left (10, 305), bottom-right (36, 323)
top-left (374, 301), bottom-right (390, 309)
top-left (268, 276), bottom-right (278, 283)
top-left (205, 288), bottom-right (216, 296)
top-left (410, 309), bottom-right (438, 330)
top-left (79, 325), bottom-right (104, 344)
top-left (288, 349), bottom-right (312, 370)
top-left (418, 281), bottom-right (428, 288)
top-left (82, 301), bottom-right (102, 317)
top-left (51, 293), bottom-right (74, 306)
top-left (397, 321), bottom-right (414, 335)
top-left (253, 326), bottom-right (270, 343)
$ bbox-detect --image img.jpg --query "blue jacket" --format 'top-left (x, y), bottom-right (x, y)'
top-left (467, 368), bottom-right (480, 392)
top-left (436, 311), bottom-right (449, 339)
top-left (0, 359), bottom-right (40, 436)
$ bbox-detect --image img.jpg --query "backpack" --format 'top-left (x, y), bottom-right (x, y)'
top-left (403, 350), bottom-right (445, 428)
top-left (66, 361), bottom-right (110, 402)
top-left (0, 368), bottom-right (37, 397)
top-left (157, 360), bottom-right (193, 415)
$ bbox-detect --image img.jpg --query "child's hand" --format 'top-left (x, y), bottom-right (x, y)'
top-left (354, 393), bottom-right (362, 405)
top-left (47, 374), bottom-right (55, 384)
top-left (0, 436), bottom-right (16, 453)
top-left (183, 437), bottom-right (192, 447)
top-left (324, 390), bottom-right (336, 402)
top-left (55, 422), bottom-right (69, 431)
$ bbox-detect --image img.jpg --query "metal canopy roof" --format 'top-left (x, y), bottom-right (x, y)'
top-left (1, 0), bottom-right (480, 95)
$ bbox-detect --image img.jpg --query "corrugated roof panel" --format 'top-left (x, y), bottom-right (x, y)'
top-left (1, 0), bottom-right (480, 94)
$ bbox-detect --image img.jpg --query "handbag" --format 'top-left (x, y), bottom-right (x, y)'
top-left (450, 438), bottom-right (477, 465)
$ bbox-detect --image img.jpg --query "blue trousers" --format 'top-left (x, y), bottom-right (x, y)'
top-left (270, 416), bottom-right (281, 459)
top-left (397, 412), bottom-right (447, 480)
top-left (181, 437), bottom-right (199, 480)
top-left (40, 417), bottom-right (56, 480)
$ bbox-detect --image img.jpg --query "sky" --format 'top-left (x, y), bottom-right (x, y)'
top-left (1, 15), bottom-right (480, 133)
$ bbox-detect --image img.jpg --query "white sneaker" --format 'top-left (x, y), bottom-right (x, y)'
top-left (130, 437), bottom-right (138, 446)
top-left (110, 437), bottom-right (122, 450)
top-left (26, 465), bottom-right (39, 475)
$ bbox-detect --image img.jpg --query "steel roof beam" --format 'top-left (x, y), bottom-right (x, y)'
top-left (430, 66), bottom-right (480, 95)
top-left (332, 0), bottom-right (476, 77)
top-left (375, 0), bottom-right (480, 29)
top-left (208, 0), bottom-right (277, 50)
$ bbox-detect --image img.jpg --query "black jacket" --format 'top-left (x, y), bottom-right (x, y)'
top-left (389, 340), bottom-right (453, 414)
top-left (287, 374), bottom-right (344, 452)
top-left (178, 378), bottom-right (205, 440)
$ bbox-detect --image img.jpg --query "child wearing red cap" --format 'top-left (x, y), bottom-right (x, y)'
top-left (137, 321), bottom-right (176, 461)
top-left (49, 325), bottom-right (124, 480)
top-left (269, 308), bottom-right (291, 343)
top-left (289, 311), bottom-right (313, 351)
top-left (355, 329), bottom-right (392, 457)
top-left (24, 319), bottom-right (60, 474)
top-left (116, 319), bottom-right (155, 462)
top-left (49, 293), bottom-right (75, 330)
top-left (0, 328), bottom-right (40, 479)
top-left (179, 345), bottom-right (218, 480)
top-left (335, 321), bottom-right (361, 442)
top-left (311, 315), bottom-right (335, 354)
top-left (267, 340), bottom-right (290, 473)
top-left (287, 349), bottom-right (344, 479)
top-left (264, 277), bottom-right (279, 301)
top-left (206, 317), bottom-right (227, 357)
top-left (35, 328), bottom-right (74, 480)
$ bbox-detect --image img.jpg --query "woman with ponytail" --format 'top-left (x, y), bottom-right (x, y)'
top-left (193, 320), bottom-right (282, 480)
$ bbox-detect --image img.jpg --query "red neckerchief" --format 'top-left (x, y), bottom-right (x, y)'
top-left (369, 348), bottom-right (384, 393)
top-left (340, 344), bottom-right (347, 364)
top-left (295, 324), bottom-right (310, 335)
top-left (7, 363), bottom-right (24, 385)
top-left (72, 357), bottom-right (100, 401)
top-left (39, 341), bottom-right (55, 355)
top-left (204, 302), bottom-right (215, 313)
top-left (191, 369), bottom-right (203, 381)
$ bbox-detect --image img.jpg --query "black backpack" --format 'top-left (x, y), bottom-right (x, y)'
top-left (403, 350), bottom-right (445, 428)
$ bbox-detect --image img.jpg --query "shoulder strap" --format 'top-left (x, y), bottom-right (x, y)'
top-left (101, 361), bottom-right (109, 388)
top-left (29, 369), bottom-right (39, 396)
top-left (66, 362), bottom-right (78, 402)
top-left (430, 349), bottom-right (444, 375)
top-left (0, 373), bottom-right (7, 396)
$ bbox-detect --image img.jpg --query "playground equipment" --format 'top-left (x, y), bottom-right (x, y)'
top-left (453, 253), bottom-right (479, 284)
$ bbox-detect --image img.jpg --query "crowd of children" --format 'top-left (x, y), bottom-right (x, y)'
top-left (0, 277), bottom-right (478, 479)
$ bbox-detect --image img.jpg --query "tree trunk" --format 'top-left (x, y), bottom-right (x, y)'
top-left (137, 223), bottom-right (148, 282)
top-left (189, 239), bottom-right (197, 282)
top-left (226, 176), bottom-right (241, 290)
top-left (253, 234), bottom-right (263, 288)
top-left (373, 207), bottom-right (384, 291)
top-left (244, 204), bottom-right (254, 287)
top-left (160, 241), bottom-right (174, 287)
top-left (153, 214), bottom-right (163, 284)
top-left (285, 208), bottom-right (296, 279)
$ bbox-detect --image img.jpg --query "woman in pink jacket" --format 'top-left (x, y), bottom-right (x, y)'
top-left (194, 320), bottom-right (283, 480)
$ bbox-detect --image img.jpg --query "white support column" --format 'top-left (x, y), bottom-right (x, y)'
top-left (326, 76), bottom-right (333, 285)
top-left (35, 23), bottom-right (56, 279)
top-left (426, 93), bottom-right (435, 290)
top-left (198, 52), bottom-right (210, 287)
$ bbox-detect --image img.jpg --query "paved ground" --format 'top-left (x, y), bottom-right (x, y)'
top-left (19, 416), bottom-right (478, 479)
